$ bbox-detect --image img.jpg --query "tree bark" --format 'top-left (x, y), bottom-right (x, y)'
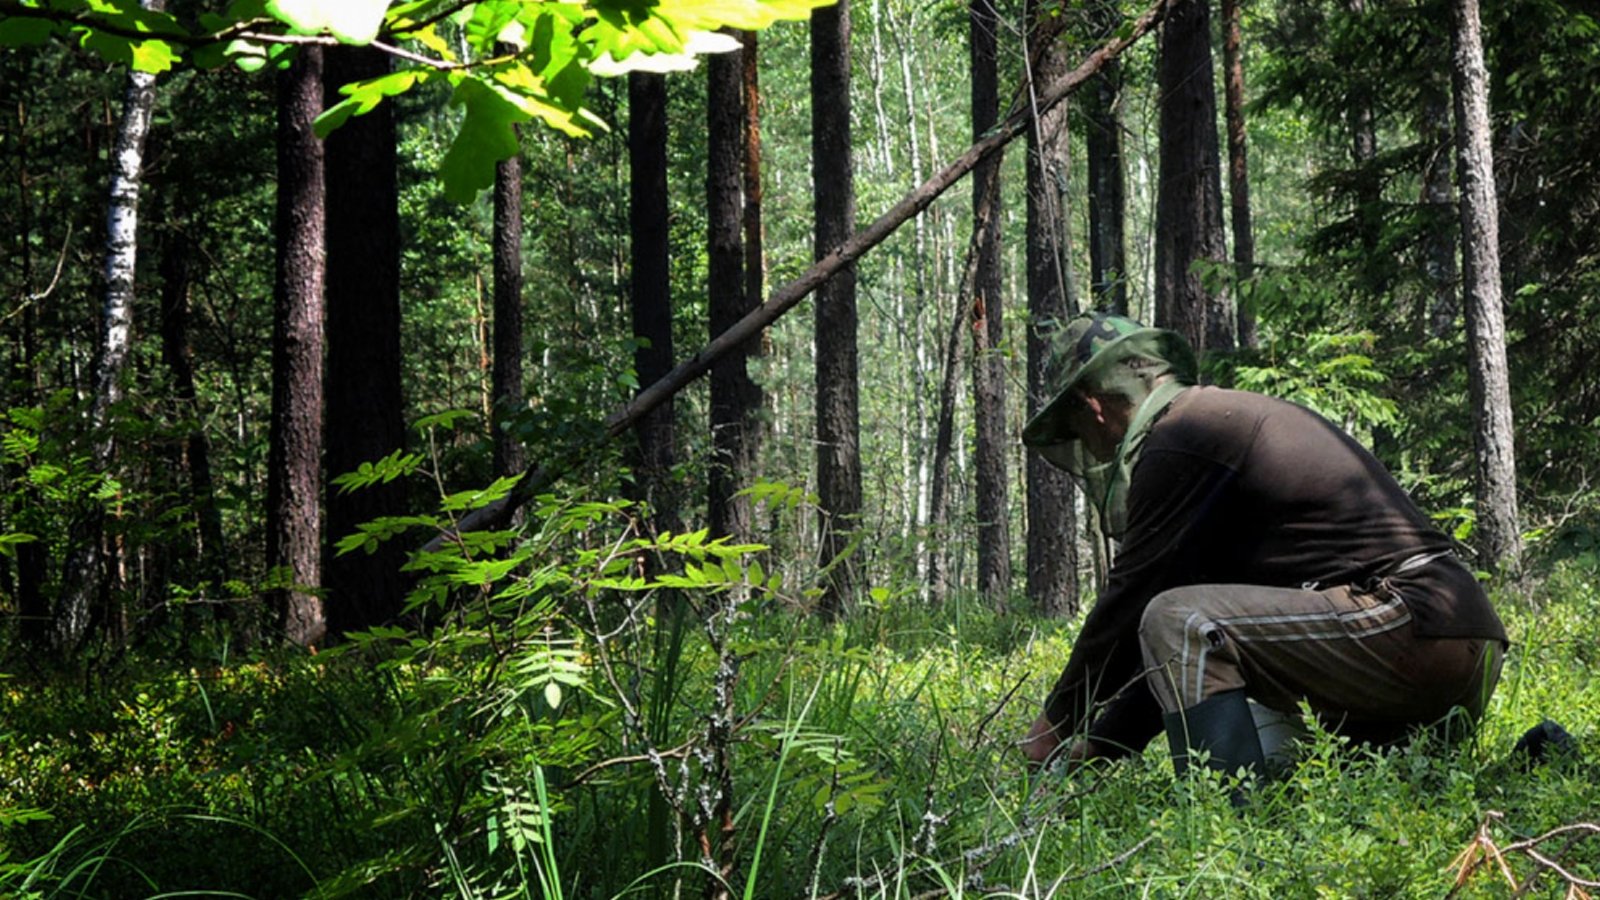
top-left (925, 275), bottom-right (967, 607)
top-left (1221, 0), bottom-right (1257, 348)
top-left (1450, 0), bottom-right (1522, 571)
top-left (1025, 10), bottom-right (1079, 618)
top-left (158, 227), bottom-right (228, 591)
top-left (323, 44), bottom-right (407, 636)
top-left (59, 0), bottom-right (164, 650)
top-left (1154, 0), bottom-right (1233, 354)
top-left (492, 135), bottom-right (525, 480)
top-left (1084, 1), bottom-right (1128, 314)
top-left (970, 0), bottom-right (1010, 608)
top-left (708, 43), bottom-right (763, 543)
top-left (742, 32), bottom-right (767, 328)
top-left (812, 0), bottom-right (862, 614)
top-left (1421, 80), bottom-right (1458, 339)
top-left (1345, 0), bottom-right (1383, 289)
top-left (627, 72), bottom-right (680, 530)
top-left (268, 45), bottom-right (327, 647)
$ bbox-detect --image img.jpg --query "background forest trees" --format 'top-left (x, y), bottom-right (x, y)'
top-left (2, 0), bottom-right (1597, 648)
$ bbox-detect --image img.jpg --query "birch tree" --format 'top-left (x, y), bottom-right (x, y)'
top-left (58, 0), bottom-right (165, 649)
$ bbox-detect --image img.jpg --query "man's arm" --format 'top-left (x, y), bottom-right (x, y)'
top-left (1023, 434), bottom-right (1243, 762)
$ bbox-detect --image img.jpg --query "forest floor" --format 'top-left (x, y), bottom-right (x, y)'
top-left (3, 556), bottom-right (1598, 899)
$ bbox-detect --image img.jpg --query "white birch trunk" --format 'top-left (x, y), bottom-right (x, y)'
top-left (61, 3), bottom-right (163, 649)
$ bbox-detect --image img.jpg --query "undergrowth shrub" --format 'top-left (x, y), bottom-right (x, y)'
top-left (3, 469), bottom-right (1598, 899)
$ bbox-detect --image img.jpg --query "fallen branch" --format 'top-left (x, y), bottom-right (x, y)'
top-left (1448, 810), bottom-right (1600, 898)
top-left (424, 0), bottom-right (1179, 551)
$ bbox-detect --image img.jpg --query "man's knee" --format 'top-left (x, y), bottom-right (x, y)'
top-left (1139, 587), bottom-right (1205, 663)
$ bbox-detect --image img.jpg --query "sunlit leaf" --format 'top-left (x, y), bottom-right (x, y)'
top-left (266, 0), bottom-right (389, 44)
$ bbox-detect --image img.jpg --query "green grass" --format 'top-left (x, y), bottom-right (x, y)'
top-left (3, 560), bottom-right (1598, 898)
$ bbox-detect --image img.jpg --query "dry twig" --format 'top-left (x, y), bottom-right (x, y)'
top-left (1448, 810), bottom-right (1600, 898)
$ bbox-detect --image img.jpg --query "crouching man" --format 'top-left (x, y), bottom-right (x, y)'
top-left (1018, 313), bottom-right (1508, 785)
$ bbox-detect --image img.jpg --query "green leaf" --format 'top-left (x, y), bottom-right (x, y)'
top-left (129, 38), bottom-right (180, 73)
top-left (0, 532), bottom-right (38, 558)
top-left (267, 0), bottom-right (390, 44)
top-left (0, 18), bottom-right (56, 46)
top-left (440, 75), bottom-right (530, 203)
top-left (414, 407), bottom-right (478, 432)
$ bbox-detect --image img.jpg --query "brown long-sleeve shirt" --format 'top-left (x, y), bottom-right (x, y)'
top-left (1043, 387), bottom-right (1508, 751)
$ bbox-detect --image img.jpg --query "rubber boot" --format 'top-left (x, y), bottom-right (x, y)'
top-left (1163, 689), bottom-right (1266, 804)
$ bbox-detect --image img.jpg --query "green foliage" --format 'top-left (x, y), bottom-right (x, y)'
top-left (1, 0), bottom-right (832, 200)
top-left (1227, 330), bottom-right (1400, 439)
top-left (7, 532), bottom-right (1599, 897)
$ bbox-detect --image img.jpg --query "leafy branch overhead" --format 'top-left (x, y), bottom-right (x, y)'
top-left (0, 0), bottom-right (830, 199)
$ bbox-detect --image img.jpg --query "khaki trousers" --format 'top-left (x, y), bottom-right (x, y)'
top-left (1138, 580), bottom-right (1503, 744)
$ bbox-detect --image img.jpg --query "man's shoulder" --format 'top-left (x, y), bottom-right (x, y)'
top-left (1144, 387), bottom-right (1272, 465)
top-left (1159, 386), bottom-right (1281, 435)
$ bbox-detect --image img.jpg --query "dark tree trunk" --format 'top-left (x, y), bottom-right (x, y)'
top-left (1084, 2), bottom-right (1128, 315)
top-left (1025, 12), bottom-right (1079, 618)
top-left (269, 45), bottom-right (326, 648)
top-left (1154, 0), bottom-right (1233, 354)
top-left (1221, 0), bottom-right (1257, 348)
top-left (158, 228), bottom-right (228, 590)
top-left (1346, 0), bottom-right (1377, 170)
top-left (323, 45), bottom-right (407, 636)
top-left (627, 72), bottom-right (679, 529)
top-left (1450, 0), bottom-right (1522, 571)
top-left (742, 32), bottom-right (766, 317)
top-left (708, 43), bottom-right (763, 543)
top-left (492, 138), bottom-right (525, 480)
top-left (926, 285), bottom-right (966, 607)
top-left (9, 87), bottom-right (46, 650)
top-left (970, 0), bottom-right (1010, 608)
top-left (1421, 81), bottom-right (1458, 339)
top-left (812, 0), bottom-right (862, 614)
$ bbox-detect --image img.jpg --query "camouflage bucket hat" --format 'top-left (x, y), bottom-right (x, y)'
top-left (1021, 312), bottom-right (1198, 450)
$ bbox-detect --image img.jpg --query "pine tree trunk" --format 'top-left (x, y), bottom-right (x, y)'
top-left (1221, 0), bottom-right (1257, 348)
top-left (1450, 0), bottom-right (1522, 571)
top-left (1025, 14), bottom-right (1079, 618)
top-left (969, 0), bottom-right (1010, 609)
top-left (1421, 81), bottom-right (1458, 339)
top-left (492, 137), bottom-right (526, 480)
top-left (1084, 2), bottom-right (1128, 315)
top-left (742, 32), bottom-right (766, 327)
top-left (60, 0), bottom-right (164, 650)
top-left (323, 45), bottom-right (407, 636)
top-left (812, 0), bottom-right (862, 614)
top-left (627, 72), bottom-right (679, 530)
top-left (1154, 0), bottom-right (1233, 353)
top-left (158, 228), bottom-right (228, 592)
top-left (926, 285), bottom-right (967, 606)
top-left (268, 45), bottom-right (326, 647)
top-left (708, 44), bottom-right (763, 542)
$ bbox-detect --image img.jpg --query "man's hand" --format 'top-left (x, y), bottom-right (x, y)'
top-left (1021, 712), bottom-right (1063, 766)
top-left (1021, 712), bottom-right (1106, 770)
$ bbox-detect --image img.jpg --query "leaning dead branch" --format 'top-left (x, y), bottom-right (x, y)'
top-left (420, 0), bottom-right (1180, 552)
